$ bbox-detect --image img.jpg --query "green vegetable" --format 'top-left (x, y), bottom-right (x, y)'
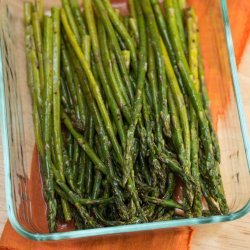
top-left (61, 8), bottom-right (123, 166)
top-left (186, 7), bottom-right (202, 217)
top-left (42, 15), bottom-right (58, 232)
top-left (24, 0), bottom-right (228, 232)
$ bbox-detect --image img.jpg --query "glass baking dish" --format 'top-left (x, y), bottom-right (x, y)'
top-left (0, 0), bottom-right (249, 241)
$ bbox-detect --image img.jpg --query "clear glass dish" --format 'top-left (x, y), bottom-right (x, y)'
top-left (0, 0), bottom-right (249, 241)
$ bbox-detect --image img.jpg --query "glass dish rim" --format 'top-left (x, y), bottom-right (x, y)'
top-left (0, 0), bottom-right (249, 241)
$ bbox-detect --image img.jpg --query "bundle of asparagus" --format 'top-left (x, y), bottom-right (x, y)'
top-left (24, 0), bottom-right (229, 233)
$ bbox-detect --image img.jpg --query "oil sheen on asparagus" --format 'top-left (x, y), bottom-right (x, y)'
top-left (24, 0), bottom-right (229, 233)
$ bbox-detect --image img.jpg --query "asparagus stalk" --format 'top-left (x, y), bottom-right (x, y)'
top-left (198, 38), bottom-right (221, 163)
top-left (64, 30), bottom-right (129, 219)
top-left (102, 0), bottom-right (138, 74)
top-left (92, 0), bottom-right (135, 102)
top-left (144, 196), bottom-right (184, 210)
top-left (129, 18), bottom-right (139, 45)
top-left (123, 0), bottom-right (147, 185)
top-left (173, 0), bottom-right (187, 55)
top-left (110, 50), bottom-right (131, 106)
top-left (42, 15), bottom-right (58, 232)
top-left (51, 7), bottom-right (72, 221)
top-left (35, 0), bottom-right (44, 24)
top-left (81, 1), bottom-right (126, 149)
top-left (84, 116), bottom-right (94, 197)
top-left (52, 7), bottom-right (64, 182)
top-left (98, 20), bottom-right (132, 124)
top-left (123, 0), bottom-right (148, 221)
top-left (69, 0), bottom-right (87, 39)
top-left (24, 0), bottom-right (229, 230)
top-left (150, 0), bottom-right (189, 105)
top-left (147, 36), bottom-right (164, 151)
top-left (32, 12), bottom-right (44, 97)
top-left (128, 0), bottom-right (137, 23)
top-left (55, 185), bottom-right (115, 206)
top-left (186, 7), bottom-right (202, 217)
top-left (61, 111), bottom-right (109, 176)
top-left (52, 168), bottom-right (98, 228)
top-left (141, 0), bottom-right (170, 143)
top-left (62, 0), bottom-right (81, 43)
top-left (92, 137), bottom-right (104, 200)
top-left (164, 0), bottom-right (213, 170)
top-left (160, 39), bottom-right (191, 168)
top-left (178, 0), bottom-right (187, 12)
top-left (82, 35), bottom-right (91, 65)
top-left (61, 8), bottom-right (124, 166)
top-left (62, 111), bottom-right (129, 219)
top-left (24, 2), bottom-right (45, 163)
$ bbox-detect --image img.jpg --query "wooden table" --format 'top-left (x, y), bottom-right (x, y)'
top-left (0, 35), bottom-right (249, 250)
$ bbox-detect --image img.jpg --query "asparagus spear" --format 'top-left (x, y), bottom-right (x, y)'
top-left (32, 12), bottom-right (44, 98)
top-left (61, 40), bottom-right (79, 113)
top-left (102, 0), bottom-right (138, 74)
top-left (92, 137), bottom-right (104, 200)
top-left (52, 168), bottom-right (98, 228)
top-left (24, 0), bottom-right (229, 229)
top-left (84, 116), bottom-right (94, 197)
top-left (150, 0), bottom-right (189, 105)
top-left (42, 15), bottom-right (57, 232)
top-left (82, 35), bottom-right (91, 65)
top-left (178, 0), bottom-right (187, 12)
top-left (200, 178), bottom-right (221, 215)
top-left (98, 20), bottom-right (132, 124)
top-left (198, 38), bottom-right (221, 163)
top-left (129, 18), bottom-right (139, 45)
top-left (186, 7), bottom-right (202, 217)
top-left (123, 0), bottom-right (147, 186)
top-left (28, 56), bottom-right (44, 157)
top-left (29, 51), bottom-right (43, 118)
top-left (52, 7), bottom-right (64, 182)
top-left (156, 172), bottom-right (176, 218)
top-left (82, 1), bottom-right (126, 149)
top-left (123, 0), bottom-right (148, 222)
top-left (35, 0), bottom-right (44, 24)
top-left (55, 185), bottom-right (115, 206)
top-left (141, 0), bottom-right (170, 143)
top-left (62, 0), bottom-right (81, 43)
top-left (64, 29), bottom-right (129, 219)
top-left (144, 196), bottom-right (184, 210)
top-left (61, 111), bottom-right (108, 176)
top-left (110, 50), bottom-right (131, 107)
top-left (52, 7), bottom-right (72, 222)
top-left (164, 0), bottom-right (213, 170)
top-left (61, 8), bottom-right (124, 167)
top-left (128, 0), bottom-right (137, 23)
top-left (62, 111), bottom-right (129, 220)
top-left (92, 0), bottom-right (135, 102)
top-left (160, 39), bottom-right (191, 168)
top-left (69, 0), bottom-right (87, 39)
top-left (173, 0), bottom-right (187, 56)
top-left (147, 37), bottom-right (164, 151)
